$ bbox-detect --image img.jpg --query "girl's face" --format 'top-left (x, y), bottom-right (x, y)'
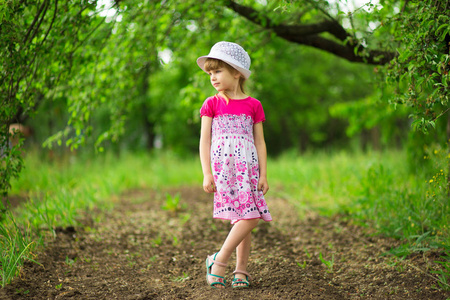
top-left (208, 67), bottom-right (240, 93)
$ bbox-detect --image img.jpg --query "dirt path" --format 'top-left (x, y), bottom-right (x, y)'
top-left (1, 186), bottom-right (449, 299)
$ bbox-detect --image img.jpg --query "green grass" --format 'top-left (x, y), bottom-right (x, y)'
top-left (1, 147), bottom-right (449, 287)
top-left (0, 150), bottom-right (201, 286)
top-left (10, 150), bottom-right (202, 196)
top-left (270, 149), bottom-right (449, 247)
top-left (270, 148), bottom-right (449, 290)
top-left (0, 217), bottom-right (39, 287)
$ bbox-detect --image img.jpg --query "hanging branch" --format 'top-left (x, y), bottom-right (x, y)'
top-left (225, 0), bottom-right (397, 65)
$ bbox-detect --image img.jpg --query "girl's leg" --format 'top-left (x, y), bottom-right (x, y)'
top-left (234, 232), bottom-right (252, 286)
top-left (209, 219), bottom-right (259, 288)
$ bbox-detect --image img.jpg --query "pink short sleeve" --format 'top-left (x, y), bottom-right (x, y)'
top-left (200, 97), bottom-right (214, 118)
top-left (254, 101), bottom-right (265, 123)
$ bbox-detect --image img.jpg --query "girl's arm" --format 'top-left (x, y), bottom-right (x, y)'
top-left (253, 122), bottom-right (269, 195)
top-left (199, 116), bottom-right (216, 193)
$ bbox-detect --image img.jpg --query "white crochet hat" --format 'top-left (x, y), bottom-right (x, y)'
top-left (197, 41), bottom-right (251, 79)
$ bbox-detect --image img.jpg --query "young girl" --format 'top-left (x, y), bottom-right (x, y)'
top-left (198, 41), bottom-right (272, 289)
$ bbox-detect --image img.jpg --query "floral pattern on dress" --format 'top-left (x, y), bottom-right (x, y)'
top-left (210, 114), bottom-right (272, 223)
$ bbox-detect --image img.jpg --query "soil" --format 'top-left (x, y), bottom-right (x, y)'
top-left (1, 186), bottom-right (449, 299)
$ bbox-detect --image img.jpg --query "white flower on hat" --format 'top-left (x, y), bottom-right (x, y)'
top-left (197, 41), bottom-right (251, 79)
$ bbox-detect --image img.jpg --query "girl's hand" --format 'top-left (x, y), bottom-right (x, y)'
top-left (258, 176), bottom-right (269, 195)
top-left (203, 174), bottom-right (216, 193)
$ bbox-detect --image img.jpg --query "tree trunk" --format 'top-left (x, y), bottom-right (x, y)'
top-left (143, 107), bottom-right (155, 150)
top-left (140, 64), bottom-right (155, 150)
top-left (371, 126), bottom-right (381, 151)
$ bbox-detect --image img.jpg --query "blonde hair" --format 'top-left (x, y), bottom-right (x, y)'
top-left (204, 58), bottom-right (246, 104)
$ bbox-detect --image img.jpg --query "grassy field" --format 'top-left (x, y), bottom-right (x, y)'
top-left (1, 148), bottom-right (449, 287)
top-left (270, 149), bottom-right (449, 248)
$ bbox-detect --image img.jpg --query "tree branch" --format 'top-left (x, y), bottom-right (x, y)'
top-left (38, 0), bottom-right (58, 50)
top-left (226, 0), bottom-right (396, 65)
top-left (23, 0), bottom-right (48, 44)
top-left (26, 0), bottom-right (50, 46)
top-left (401, 0), bottom-right (410, 13)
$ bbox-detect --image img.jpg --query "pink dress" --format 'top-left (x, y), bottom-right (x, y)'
top-left (200, 95), bottom-right (272, 224)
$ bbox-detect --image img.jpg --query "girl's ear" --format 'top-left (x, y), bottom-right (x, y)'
top-left (234, 71), bottom-right (242, 79)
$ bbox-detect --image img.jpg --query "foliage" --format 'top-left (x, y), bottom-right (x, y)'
top-left (161, 193), bottom-right (186, 216)
top-left (431, 250), bottom-right (450, 291)
top-left (384, 0), bottom-right (450, 133)
top-left (319, 252), bottom-right (334, 273)
top-left (329, 83), bottom-right (410, 148)
top-left (270, 148), bottom-right (449, 249)
top-left (0, 0), bottom-right (104, 196)
top-left (250, 39), bottom-right (380, 153)
top-left (0, 212), bottom-right (40, 287)
top-left (2, 0), bottom-right (450, 196)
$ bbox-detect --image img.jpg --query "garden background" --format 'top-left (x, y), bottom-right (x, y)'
top-left (0, 0), bottom-right (449, 297)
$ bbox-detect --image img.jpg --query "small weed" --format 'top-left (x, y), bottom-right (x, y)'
top-left (333, 224), bottom-right (343, 234)
top-left (65, 256), bottom-right (77, 266)
top-left (172, 272), bottom-right (190, 282)
top-left (0, 215), bottom-right (41, 287)
top-left (151, 235), bottom-right (162, 247)
top-left (126, 255), bottom-right (135, 267)
top-left (385, 245), bottom-right (412, 258)
top-left (15, 288), bottom-right (29, 295)
top-left (55, 283), bottom-right (62, 289)
top-left (386, 257), bottom-right (402, 268)
top-left (319, 252), bottom-right (334, 273)
top-left (431, 251), bottom-right (450, 291)
top-left (125, 252), bottom-right (141, 268)
top-left (304, 248), bottom-right (312, 259)
top-left (180, 213), bottom-right (191, 225)
top-left (297, 261), bottom-right (307, 269)
top-left (127, 261), bottom-right (135, 267)
top-left (172, 235), bottom-right (179, 246)
top-left (91, 263), bottom-right (99, 271)
top-left (84, 226), bottom-right (95, 233)
top-left (161, 193), bottom-right (186, 216)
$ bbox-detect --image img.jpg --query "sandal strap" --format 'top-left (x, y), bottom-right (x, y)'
top-left (233, 269), bottom-right (252, 280)
top-left (210, 280), bottom-right (226, 287)
top-left (208, 274), bottom-right (226, 285)
top-left (209, 278), bottom-right (226, 287)
top-left (205, 252), bottom-right (227, 288)
top-left (232, 276), bottom-right (250, 288)
top-left (208, 253), bottom-right (227, 267)
top-left (232, 278), bottom-right (249, 286)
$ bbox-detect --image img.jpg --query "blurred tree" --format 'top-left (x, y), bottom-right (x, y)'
top-left (2, 0), bottom-right (449, 196)
top-left (46, 1), bottom-right (220, 153)
top-left (224, 0), bottom-right (449, 185)
top-left (0, 0), bottom-right (106, 196)
top-left (226, 0), bottom-right (397, 64)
